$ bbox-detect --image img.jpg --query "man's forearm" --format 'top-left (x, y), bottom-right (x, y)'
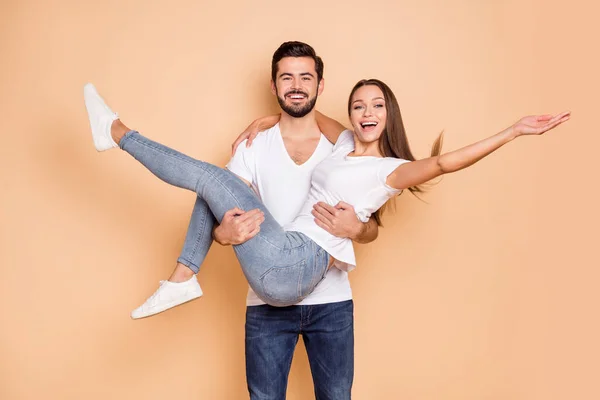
top-left (353, 218), bottom-right (378, 244)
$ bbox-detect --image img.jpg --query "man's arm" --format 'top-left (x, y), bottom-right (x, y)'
top-left (353, 217), bottom-right (379, 244)
top-left (312, 201), bottom-right (379, 244)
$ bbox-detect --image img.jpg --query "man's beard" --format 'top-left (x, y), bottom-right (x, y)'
top-left (276, 89), bottom-right (318, 118)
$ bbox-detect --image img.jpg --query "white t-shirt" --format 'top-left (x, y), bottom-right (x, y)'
top-left (285, 130), bottom-right (410, 271)
top-left (226, 124), bottom-right (353, 306)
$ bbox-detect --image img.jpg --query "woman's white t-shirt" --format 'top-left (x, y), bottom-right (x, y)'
top-left (285, 130), bottom-right (410, 271)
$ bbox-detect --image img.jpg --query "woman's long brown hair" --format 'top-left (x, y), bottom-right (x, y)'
top-left (347, 79), bottom-right (443, 226)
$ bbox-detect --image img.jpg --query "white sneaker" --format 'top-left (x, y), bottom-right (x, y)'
top-left (131, 275), bottom-right (203, 319)
top-left (83, 83), bottom-right (119, 151)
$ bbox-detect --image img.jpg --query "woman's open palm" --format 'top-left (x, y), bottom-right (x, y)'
top-left (513, 111), bottom-right (571, 136)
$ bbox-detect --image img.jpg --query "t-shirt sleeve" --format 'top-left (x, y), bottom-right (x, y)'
top-left (332, 130), bottom-right (354, 152)
top-left (377, 157), bottom-right (411, 193)
top-left (226, 139), bottom-right (255, 183)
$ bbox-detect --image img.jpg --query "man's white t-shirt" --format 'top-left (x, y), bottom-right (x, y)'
top-left (226, 124), bottom-right (353, 306)
top-left (285, 130), bottom-right (409, 271)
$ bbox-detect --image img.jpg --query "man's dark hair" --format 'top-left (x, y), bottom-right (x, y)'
top-left (271, 41), bottom-right (324, 82)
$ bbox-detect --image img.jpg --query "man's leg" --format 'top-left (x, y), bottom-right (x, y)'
top-left (246, 305), bottom-right (301, 400)
top-left (302, 300), bottom-right (354, 400)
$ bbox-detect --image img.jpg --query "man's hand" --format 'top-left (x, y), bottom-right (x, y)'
top-left (312, 201), bottom-right (363, 240)
top-left (213, 207), bottom-right (265, 246)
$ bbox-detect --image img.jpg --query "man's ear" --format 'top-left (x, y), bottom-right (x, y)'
top-left (270, 80), bottom-right (277, 96)
top-left (317, 78), bottom-right (325, 96)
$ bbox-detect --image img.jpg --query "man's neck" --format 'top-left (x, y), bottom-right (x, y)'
top-left (279, 110), bottom-right (321, 139)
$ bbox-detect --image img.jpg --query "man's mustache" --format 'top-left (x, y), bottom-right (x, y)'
top-left (284, 90), bottom-right (309, 98)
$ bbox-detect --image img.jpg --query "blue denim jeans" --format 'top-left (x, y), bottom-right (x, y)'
top-left (120, 131), bottom-right (330, 306)
top-left (246, 300), bottom-right (354, 400)
top-left (177, 196), bottom-right (216, 273)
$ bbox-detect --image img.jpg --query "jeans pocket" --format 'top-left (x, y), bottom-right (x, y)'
top-left (259, 260), bottom-right (307, 306)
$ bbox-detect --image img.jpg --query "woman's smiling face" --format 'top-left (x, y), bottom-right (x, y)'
top-left (349, 84), bottom-right (387, 144)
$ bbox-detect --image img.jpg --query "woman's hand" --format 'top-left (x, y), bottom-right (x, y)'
top-left (512, 111), bottom-right (571, 137)
top-left (231, 114), bottom-right (281, 155)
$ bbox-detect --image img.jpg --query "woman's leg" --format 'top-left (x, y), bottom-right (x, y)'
top-left (118, 130), bottom-right (279, 235)
top-left (129, 197), bottom-right (215, 319)
top-left (84, 84), bottom-right (328, 310)
top-left (176, 197), bottom-right (216, 275)
top-left (118, 130), bottom-right (332, 304)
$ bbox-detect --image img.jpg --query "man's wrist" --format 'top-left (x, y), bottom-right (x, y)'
top-left (349, 222), bottom-right (366, 241)
top-left (213, 225), bottom-right (231, 246)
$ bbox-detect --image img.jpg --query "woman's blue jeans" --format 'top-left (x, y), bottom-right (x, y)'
top-left (120, 131), bottom-right (329, 306)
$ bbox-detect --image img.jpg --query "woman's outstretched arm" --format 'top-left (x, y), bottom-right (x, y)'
top-left (387, 112), bottom-right (571, 190)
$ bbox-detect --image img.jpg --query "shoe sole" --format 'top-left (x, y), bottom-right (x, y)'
top-left (130, 292), bottom-right (202, 320)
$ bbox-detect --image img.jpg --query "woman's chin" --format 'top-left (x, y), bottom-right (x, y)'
top-left (356, 131), bottom-right (383, 144)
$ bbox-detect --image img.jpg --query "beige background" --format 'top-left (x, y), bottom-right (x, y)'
top-left (1, 0), bottom-right (598, 399)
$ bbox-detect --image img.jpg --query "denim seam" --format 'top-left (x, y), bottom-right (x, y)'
top-left (284, 233), bottom-right (312, 252)
top-left (188, 203), bottom-right (209, 263)
top-left (297, 259), bottom-right (305, 299)
top-left (308, 250), bottom-right (319, 292)
top-left (283, 339), bottom-right (296, 386)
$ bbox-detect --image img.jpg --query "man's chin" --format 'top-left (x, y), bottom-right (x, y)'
top-left (278, 99), bottom-right (317, 119)
top-left (283, 108), bottom-right (313, 118)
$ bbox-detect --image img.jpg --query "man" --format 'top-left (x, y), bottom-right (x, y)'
top-left (225, 41), bottom-right (378, 400)
top-left (135, 41), bottom-right (379, 399)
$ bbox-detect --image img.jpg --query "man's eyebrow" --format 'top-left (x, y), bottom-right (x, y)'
top-left (278, 72), bottom-right (315, 78)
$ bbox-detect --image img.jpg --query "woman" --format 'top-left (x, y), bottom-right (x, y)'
top-left (83, 81), bottom-right (569, 315)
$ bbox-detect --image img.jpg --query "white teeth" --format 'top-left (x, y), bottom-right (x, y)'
top-left (361, 122), bottom-right (377, 127)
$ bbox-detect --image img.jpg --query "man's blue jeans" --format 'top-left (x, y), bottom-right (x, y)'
top-left (245, 300), bottom-right (354, 400)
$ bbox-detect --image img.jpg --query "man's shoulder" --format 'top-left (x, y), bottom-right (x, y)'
top-left (254, 125), bottom-right (281, 145)
top-left (233, 125), bottom-right (281, 160)
top-left (236, 125), bottom-right (281, 154)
